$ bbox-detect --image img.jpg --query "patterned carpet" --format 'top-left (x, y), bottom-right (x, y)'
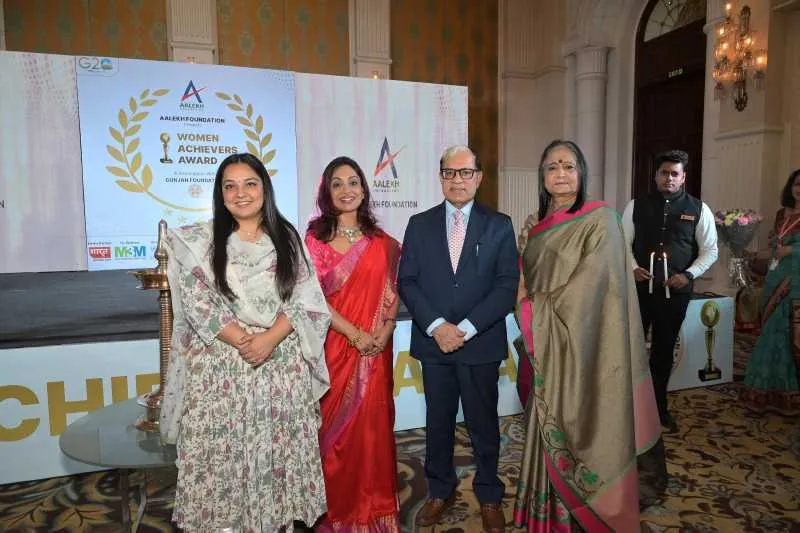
top-left (2, 334), bottom-right (799, 532)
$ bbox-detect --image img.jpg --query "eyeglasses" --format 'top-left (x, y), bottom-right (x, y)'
top-left (440, 168), bottom-right (478, 181)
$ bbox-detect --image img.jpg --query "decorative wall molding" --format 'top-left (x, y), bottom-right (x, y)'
top-left (573, 46), bottom-right (609, 200)
top-left (574, 45), bottom-right (608, 80)
top-left (166, 0), bottom-right (217, 63)
top-left (349, 0), bottom-right (391, 78)
top-left (714, 125), bottom-right (785, 141)
top-left (498, 167), bottom-right (538, 234)
top-left (501, 65), bottom-right (566, 80)
top-left (502, 0), bottom-right (537, 73)
top-left (772, 0), bottom-right (800, 12)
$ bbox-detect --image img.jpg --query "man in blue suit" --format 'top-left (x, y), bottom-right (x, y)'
top-left (398, 145), bottom-right (519, 533)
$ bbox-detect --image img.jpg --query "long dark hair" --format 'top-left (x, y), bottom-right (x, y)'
top-left (211, 153), bottom-right (307, 302)
top-left (307, 156), bottom-right (380, 241)
top-left (537, 139), bottom-right (588, 221)
top-left (780, 168), bottom-right (800, 208)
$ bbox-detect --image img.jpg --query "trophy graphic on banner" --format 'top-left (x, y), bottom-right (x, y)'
top-left (698, 300), bottom-right (722, 382)
top-left (130, 220), bottom-right (173, 431)
top-left (159, 132), bottom-right (173, 163)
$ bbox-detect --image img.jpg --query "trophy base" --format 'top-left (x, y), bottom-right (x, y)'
top-left (698, 367), bottom-right (722, 382)
top-left (160, 158), bottom-right (173, 164)
top-left (135, 392), bottom-right (162, 433)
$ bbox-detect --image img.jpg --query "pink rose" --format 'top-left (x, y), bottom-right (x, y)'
top-left (737, 216), bottom-right (749, 225)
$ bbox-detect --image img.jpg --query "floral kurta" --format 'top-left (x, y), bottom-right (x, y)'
top-left (160, 222), bottom-right (331, 532)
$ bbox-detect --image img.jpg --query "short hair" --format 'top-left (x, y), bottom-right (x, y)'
top-left (654, 149), bottom-right (689, 171)
top-left (536, 139), bottom-right (588, 221)
top-left (440, 145), bottom-right (482, 171)
top-left (780, 168), bottom-right (800, 208)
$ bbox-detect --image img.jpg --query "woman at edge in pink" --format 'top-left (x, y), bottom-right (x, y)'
top-left (305, 156), bottom-right (402, 532)
top-left (513, 140), bottom-right (666, 532)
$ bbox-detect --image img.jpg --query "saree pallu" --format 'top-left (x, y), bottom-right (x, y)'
top-left (306, 231), bottom-right (401, 533)
top-left (742, 209), bottom-right (800, 415)
top-left (513, 202), bottom-right (664, 533)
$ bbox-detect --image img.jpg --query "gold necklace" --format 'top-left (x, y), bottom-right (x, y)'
top-left (337, 226), bottom-right (362, 244)
top-left (238, 227), bottom-right (261, 241)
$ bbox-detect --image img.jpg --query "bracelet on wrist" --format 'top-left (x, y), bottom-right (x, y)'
top-left (348, 330), bottom-right (363, 347)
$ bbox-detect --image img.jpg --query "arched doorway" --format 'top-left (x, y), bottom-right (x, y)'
top-left (633, 0), bottom-right (706, 199)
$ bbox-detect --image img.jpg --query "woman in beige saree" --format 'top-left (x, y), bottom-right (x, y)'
top-left (513, 140), bottom-right (665, 532)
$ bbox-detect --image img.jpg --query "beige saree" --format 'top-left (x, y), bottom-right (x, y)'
top-left (513, 201), bottom-right (663, 533)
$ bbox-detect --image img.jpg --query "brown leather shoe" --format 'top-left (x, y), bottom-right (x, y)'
top-left (415, 493), bottom-right (456, 526)
top-left (480, 502), bottom-right (505, 532)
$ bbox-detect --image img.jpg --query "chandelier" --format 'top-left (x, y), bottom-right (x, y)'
top-left (712, 2), bottom-right (767, 111)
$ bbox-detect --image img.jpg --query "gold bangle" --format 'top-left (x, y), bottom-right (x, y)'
top-left (348, 331), bottom-right (362, 347)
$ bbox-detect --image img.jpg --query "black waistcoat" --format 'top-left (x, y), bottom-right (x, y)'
top-left (632, 190), bottom-right (701, 291)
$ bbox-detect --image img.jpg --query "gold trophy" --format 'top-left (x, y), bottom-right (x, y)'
top-left (130, 220), bottom-right (173, 431)
top-left (159, 132), bottom-right (173, 163)
top-left (698, 300), bottom-right (722, 381)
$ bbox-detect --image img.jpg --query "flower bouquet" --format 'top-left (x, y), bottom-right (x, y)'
top-left (714, 208), bottom-right (764, 288)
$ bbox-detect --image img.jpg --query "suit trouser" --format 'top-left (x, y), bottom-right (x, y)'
top-left (421, 360), bottom-right (503, 504)
top-left (636, 283), bottom-right (691, 421)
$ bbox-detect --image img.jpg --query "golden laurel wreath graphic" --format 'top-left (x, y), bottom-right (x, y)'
top-left (105, 88), bottom-right (209, 212)
top-left (215, 92), bottom-right (278, 176)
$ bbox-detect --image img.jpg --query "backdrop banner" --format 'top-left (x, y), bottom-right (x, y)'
top-left (76, 57), bottom-right (298, 270)
top-left (295, 73), bottom-right (468, 241)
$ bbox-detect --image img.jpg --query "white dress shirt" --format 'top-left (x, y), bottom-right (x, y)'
top-left (621, 198), bottom-right (719, 279)
top-left (426, 200), bottom-right (478, 341)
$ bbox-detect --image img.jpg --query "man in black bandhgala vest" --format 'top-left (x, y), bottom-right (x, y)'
top-left (622, 149), bottom-right (718, 433)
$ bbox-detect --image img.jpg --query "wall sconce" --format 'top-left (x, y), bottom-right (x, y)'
top-left (712, 2), bottom-right (767, 112)
top-left (371, 70), bottom-right (381, 79)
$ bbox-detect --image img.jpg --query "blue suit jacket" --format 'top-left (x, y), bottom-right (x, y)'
top-left (398, 202), bottom-right (520, 365)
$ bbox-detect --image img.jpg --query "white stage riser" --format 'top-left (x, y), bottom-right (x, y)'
top-left (0, 316), bottom-right (523, 484)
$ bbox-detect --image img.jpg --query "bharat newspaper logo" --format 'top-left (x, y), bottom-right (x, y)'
top-left (179, 80), bottom-right (206, 110)
top-left (88, 245), bottom-right (112, 261)
top-left (372, 137), bottom-right (404, 192)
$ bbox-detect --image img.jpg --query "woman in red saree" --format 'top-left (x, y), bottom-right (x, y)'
top-left (513, 141), bottom-right (665, 532)
top-left (306, 156), bottom-right (401, 532)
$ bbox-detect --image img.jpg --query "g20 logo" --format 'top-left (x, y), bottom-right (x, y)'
top-left (77, 56), bottom-right (115, 73)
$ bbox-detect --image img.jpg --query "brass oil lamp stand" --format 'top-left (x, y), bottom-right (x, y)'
top-left (130, 220), bottom-right (172, 432)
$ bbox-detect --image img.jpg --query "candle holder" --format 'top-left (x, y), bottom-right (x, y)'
top-left (129, 220), bottom-right (172, 432)
top-left (698, 300), bottom-right (722, 382)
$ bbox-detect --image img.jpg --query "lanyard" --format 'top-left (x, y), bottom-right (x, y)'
top-left (776, 212), bottom-right (800, 244)
top-left (770, 212), bottom-right (800, 271)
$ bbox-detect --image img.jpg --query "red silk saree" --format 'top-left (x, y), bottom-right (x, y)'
top-left (306, 231), bottom-right (401, 532)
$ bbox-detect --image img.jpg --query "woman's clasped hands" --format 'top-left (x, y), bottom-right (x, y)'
top-left (350, 322), bottom-right (394, 357)
top-left (237, 331), bottom-right (278, 367)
